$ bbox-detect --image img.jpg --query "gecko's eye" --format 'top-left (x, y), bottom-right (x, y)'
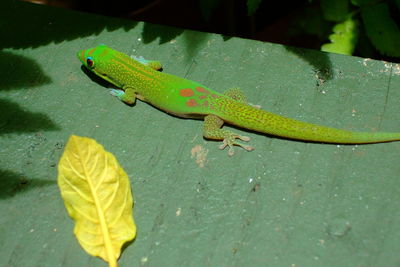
top-left (86, 57), bottom-right (94, 68)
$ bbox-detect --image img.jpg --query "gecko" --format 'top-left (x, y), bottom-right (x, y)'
top-left (77, 45), bottom-right (400, 156)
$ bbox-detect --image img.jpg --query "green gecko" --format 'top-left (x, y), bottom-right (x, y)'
top-left (77, 45), bottom-right (400, 156)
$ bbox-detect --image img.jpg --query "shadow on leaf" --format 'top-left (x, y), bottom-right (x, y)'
top-left (0, 169), bottom-right (55, 199)
top-left (0, 0), bottom-right (139, 50)
top-left (0, 99), bottom-right (60, 134)
top-left (285, 46), bottom-right (333, 81)
top-left (141, 22), bottom-right (184, 44)
top-left (0, 51), bottom-right (52, 91)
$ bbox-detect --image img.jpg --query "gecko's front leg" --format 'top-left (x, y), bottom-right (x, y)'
top-left (110, 87), bottom-right (137, 105)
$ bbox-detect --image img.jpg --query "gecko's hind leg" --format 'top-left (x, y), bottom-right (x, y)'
top-left (223, 87), bottom-right (261, 108)
top-left (203, 114), bottom-right (254, 156)
top-left (223, 87), bottom-right (248, 103)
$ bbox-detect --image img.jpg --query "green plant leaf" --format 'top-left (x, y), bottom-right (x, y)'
top-left (199, 0), bottom-right (223, 20)
top-left (58, 135), bottom-right (136, 267)
top-left (321, 0), bottom-right (349, 22)
top-left (290, 7), bottom-right (332, 39)
top-left (351, 0), bottom-right (374, 7)
top-left (247, 0), bottom-right (262, 16)
top-left (321, 18), bottom-right (358, 55)
top-left (396, 0), bottom-right (400, 11)
top-left (361, 2), bottom-right (400, 57)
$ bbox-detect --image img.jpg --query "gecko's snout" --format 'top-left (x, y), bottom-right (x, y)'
top-left (77, 49), bottom-right (86, 63)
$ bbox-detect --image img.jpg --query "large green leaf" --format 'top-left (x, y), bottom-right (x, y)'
top-left (199, 0), bottom-right (223, 20)
top-left (361, 2), bottom-right (400, 57)
top-left (351, 0), bottom-right (374, 6)
top-left (247, 0), bottom-right (263, 15)
top-left (321, 0), bottom-right (349, 22)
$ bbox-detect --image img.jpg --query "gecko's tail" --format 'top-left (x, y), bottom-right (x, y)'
top-left (220, 102), bottom-right (400, 144)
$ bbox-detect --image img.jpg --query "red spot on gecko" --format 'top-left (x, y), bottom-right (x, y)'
top-left (186, 99), bottom-right (198, 107)
top-left (196, 87), bottom-right (208, 93)
top-left (180, 88), bottom-right (195, 97)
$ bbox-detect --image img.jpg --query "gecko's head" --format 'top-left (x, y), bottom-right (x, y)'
top-left (77, 44), bottom-right (122, 87)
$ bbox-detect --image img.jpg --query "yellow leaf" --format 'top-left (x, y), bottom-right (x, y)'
top-left (57, 135), bottom-right (136, 267)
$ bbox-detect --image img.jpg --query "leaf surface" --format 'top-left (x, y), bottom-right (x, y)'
top-left (361, 2), bottom-right (400, 57)
top-left (320, 0), bottom-right (349, 22)
top-left (58, 135), bottom-right (136, 267)
top-left (321, 18), bottom-right (358, 55)
top-left (247, 0), bottom-right (262, 16)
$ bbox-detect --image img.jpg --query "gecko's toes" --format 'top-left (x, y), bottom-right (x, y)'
top-left (249, 103), bottom-right (262, 109)
top-left (242, 145), bottom-right (254, 152)
top-left (218, 137), bottom-right (253, 156)
top-left (238, 135), bottom-right (251, 142)
top-left (218, 140), bottom-right (235, 156)
top-left (218, 139), bottom-right (229, 150)
top-left (109, 89), bottom-right (124, 97)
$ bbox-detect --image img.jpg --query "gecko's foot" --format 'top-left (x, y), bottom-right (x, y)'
top-left (249, 103), bottom-right (261, 109)
top-left (131, 56), bottom-right (162, 70)
top-left (109, 89), bottom-right (124, 97)
top-left (218, 135), bottom-right (254, 156)
top-left (109, 89), bottom-right (136, 105)
top-left (203, 115), bottom-right (254, 156)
